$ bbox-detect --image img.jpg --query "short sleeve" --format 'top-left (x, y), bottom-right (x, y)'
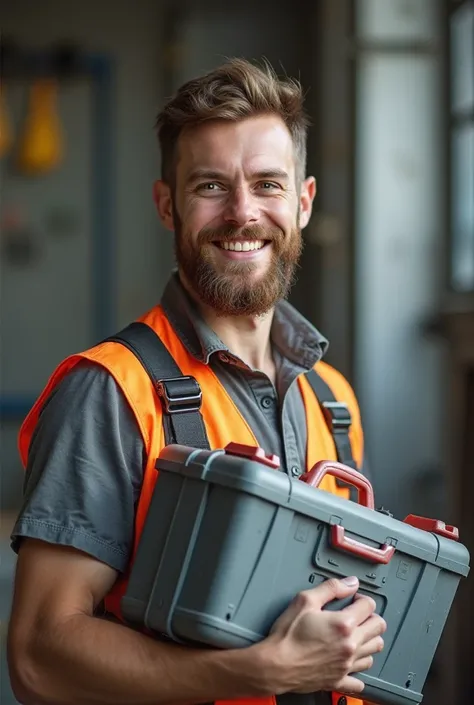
top-left (10, 360), bottom-right (145, 573)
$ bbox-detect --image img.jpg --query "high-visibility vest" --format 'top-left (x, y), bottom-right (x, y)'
top-left (19, 304), bottom-right (366, 705)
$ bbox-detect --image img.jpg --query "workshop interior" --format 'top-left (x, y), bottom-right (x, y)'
top-left (0, 1), bottom-right (473, 703)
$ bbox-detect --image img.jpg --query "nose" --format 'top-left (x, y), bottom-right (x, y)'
top-left (223, 187), bottom-right (260, 227)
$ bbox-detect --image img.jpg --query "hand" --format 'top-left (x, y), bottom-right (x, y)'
top-left (258, 576), bottom-right (386, 696)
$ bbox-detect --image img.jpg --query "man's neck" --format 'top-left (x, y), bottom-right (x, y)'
top-left (180, 273), bottom-right (276, 376)
top-left (203, 305), bottom-right (275, 374)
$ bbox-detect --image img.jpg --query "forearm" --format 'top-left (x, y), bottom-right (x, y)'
top-left (13, 613), bottom-right (269, 705)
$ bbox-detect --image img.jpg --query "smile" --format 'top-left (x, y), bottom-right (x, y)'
top-left (216, 240), bottom-right (266, 252)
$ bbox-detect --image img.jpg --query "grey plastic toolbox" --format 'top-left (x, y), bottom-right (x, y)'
top-left (122, 443), bottom-right (470, 705)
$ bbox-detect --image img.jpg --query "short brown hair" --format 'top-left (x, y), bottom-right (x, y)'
top-left (155, 57), bottom-right (310, 185)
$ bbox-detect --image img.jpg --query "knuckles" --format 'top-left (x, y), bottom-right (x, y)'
top-left (294, 590), bottom-right (313, 610)
top-left (365, 596), bottom-right (377, 612)
top-left (339, 638), bottom-right (357, 661)
top-left (335, 615), bottom-right (354, 638)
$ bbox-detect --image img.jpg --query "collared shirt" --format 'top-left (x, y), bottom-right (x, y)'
top-left (162, 272), bottom-right (329, 475)
top-left (11, 272), bottom-right (329, 573)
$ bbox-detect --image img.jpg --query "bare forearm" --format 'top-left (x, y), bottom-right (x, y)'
top-left (13, 614), bottom-right (269, 705)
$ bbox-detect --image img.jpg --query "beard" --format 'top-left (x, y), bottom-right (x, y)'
top-left (174, 215), bottom-right (303, 317)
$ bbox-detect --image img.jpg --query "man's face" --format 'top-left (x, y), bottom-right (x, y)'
top-left (155, 115), bottom-right (315, 317)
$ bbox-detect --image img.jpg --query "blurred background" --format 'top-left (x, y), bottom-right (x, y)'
top-left (0, 0), bottom-right (472, 703)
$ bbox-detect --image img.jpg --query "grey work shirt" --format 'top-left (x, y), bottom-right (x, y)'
top-left (11, 272), bottom-right (330, 572)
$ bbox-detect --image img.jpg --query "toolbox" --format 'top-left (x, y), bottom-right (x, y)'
top-left (122, 442), bottom-right (470, 705)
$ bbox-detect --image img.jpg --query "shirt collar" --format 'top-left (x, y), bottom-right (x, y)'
top-left (160, 271), bottom-right (329, 372)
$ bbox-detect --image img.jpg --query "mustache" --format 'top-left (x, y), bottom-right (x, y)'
top-left (197, 224), bottom-right (284, 245)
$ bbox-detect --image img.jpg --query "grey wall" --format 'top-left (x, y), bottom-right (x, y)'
top-left (1, 0), bottom-right (170, 510)
top-left (1, 0), bottom-right (171, 324)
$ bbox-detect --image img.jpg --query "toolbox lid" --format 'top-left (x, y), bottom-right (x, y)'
top-left (156, 444), bottom-right (470, 577)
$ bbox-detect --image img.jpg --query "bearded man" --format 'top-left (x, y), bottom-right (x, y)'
top-left (7, 58), bottom-right (385, 705)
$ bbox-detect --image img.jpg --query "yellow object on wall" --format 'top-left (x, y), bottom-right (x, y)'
top-left (16, 79), bottom-right (64, 175)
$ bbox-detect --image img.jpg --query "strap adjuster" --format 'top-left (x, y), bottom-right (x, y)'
top-left (322, 401), bottom-right (352, 430)
top-left (157, 376), bottom-right (202, 414)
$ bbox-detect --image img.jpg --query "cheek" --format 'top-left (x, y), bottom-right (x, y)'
top-left (182, 197), bottom-right (223, 228)
top-left (263, 199), bottom-right (298, 232)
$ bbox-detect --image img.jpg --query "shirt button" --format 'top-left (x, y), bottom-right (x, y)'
top-left (337, 698), bottom-right (347, 705)
top-left (261, 396), bottom-right (274, 409)
top-left (219, 352), bottom-right (229, 363)
top-left (290, 465), bottom-right (301, 477)
top-left (261, 397), bottom-right (274, 409)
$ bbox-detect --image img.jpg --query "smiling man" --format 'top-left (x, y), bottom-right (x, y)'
top-left (8, 59), bottom-right (385, 705)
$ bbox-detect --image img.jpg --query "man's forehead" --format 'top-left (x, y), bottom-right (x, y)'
top-left (176, 115), bottom-right (296, 177)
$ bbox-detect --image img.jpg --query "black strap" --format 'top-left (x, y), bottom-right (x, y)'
top-left (304, 369), bottom-right (356, 468)
top-left (304, 368), bottom-right (358, 499)
top-left (105, 322), bottom-right (211, 450)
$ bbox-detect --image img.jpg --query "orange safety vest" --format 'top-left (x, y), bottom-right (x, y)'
top-left (19, 304), bottom-right (368, 705)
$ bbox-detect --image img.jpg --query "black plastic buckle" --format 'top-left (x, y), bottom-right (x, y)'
top-left (322, 401), bottom-right (352, 430)
top-left (156, 376), bottom-right (202, 414)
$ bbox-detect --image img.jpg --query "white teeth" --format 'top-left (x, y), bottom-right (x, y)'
top-left (220, 240), bottom-right (264, 251)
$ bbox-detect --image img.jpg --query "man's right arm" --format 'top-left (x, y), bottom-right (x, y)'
top-left (8, 538), bottom-right (270, 705)
top-left (8, 538), bottom-right (385, 705)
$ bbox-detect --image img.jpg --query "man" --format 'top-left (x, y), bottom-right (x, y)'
top-left (7, 58), bottom-right (385, 705)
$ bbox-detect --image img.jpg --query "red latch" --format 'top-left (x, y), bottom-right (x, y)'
top-left (403, 514), bottom-right (459, 541)
top-left (224, 442), bottom-right (280, 469)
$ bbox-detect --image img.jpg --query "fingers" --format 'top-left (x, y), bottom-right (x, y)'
top-left (338, 594), bottom-right (376, 631)
top-left (354, 635), bottom-right (385, 660)
top-left (351, 654), bottom-right (375, 673)
top-left (337, 675), bottom-right (365, 695)
top-left (354, 613), bottom-right (387, 645)
top-left (302, 577), bottom-right (360, 610)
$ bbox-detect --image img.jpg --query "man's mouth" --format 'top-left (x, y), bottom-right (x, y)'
top-left (214, 240), bottom-right (268, 252)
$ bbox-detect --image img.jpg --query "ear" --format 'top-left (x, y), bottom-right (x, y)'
top-left (299, 176), bottom-right (317, 229)
top-left (153, 180), bottom-right (175, 232)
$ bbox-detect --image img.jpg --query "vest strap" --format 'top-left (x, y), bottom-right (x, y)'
top-left (105, 322), bottom-right (211, 450)
top-left (304, 369), bottom-right (357, 499)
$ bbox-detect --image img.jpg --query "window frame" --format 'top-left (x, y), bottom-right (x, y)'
top-left (447, 0), bottom-right (474, 294)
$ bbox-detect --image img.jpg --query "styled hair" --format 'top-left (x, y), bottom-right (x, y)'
top-left (155, 57), bottom-right (310, 184)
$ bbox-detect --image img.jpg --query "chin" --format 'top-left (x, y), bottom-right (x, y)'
top-left (218, 262), bottom-right (269, 279)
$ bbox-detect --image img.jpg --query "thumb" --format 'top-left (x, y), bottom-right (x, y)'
top-left (311, 576), bottom-right (359, 608)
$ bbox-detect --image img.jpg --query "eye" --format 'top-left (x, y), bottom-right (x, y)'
top-left (197, 182), bottom-right (224, 192)
top-left (257, 182), bottom-right (279, 191)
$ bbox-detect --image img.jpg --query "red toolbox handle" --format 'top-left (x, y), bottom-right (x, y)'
top-left (331, 525), bottom-right (396, 564)
top-left (301, 460), bottom-right (376, 509)
top-left (404, 514), bottom-right (459, 541)
top-left (301, 460), bottom-right (396, 565)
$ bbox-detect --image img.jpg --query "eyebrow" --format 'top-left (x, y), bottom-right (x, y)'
top-left (252, 169), bottom-right (290, 181)
top-left (185, 168), bottom-right (290, 184)
top-left (185, 169), bottom-right (227, 184)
